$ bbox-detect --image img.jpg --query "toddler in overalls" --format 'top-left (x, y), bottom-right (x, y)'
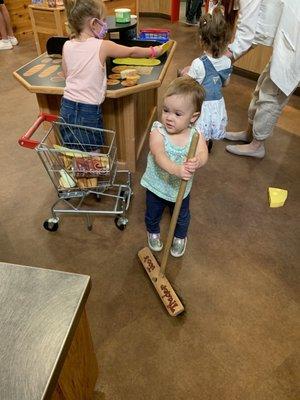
top-left (184, 6), bottom-right (232, 147)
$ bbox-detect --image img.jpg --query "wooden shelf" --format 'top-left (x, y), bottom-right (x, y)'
top-left (234, 45), bottom-right (273, 76)
top-left (139, 0), bottom-right (180, 21)
top-left (28, 4), bottom-right (67, 55)
top-left (5, 0), bottom-right (32, 38)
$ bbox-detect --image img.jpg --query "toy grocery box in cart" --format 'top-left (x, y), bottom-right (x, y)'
top-left (19, 114), bottom-right (132, 231)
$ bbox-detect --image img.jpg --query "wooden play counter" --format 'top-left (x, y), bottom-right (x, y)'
top-left (13, 40), bottom-right (176, 172)
top-left (0, 262), bottom-right (98, 400)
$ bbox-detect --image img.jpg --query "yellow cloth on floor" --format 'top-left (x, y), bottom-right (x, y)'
top-left (268, 187), bottom-right (288, 208)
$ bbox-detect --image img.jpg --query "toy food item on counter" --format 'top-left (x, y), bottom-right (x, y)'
top-left (115, 8), bottom-right (131, 23)
top-left (121, 81), bottom-right (135, 87)
top-left (121, 78), bottom-right (139, 87)
top-left (120, 68), bottom-right (137, 79)
top-left (41, 57), bottom-right (53, 64)
top-left (50, 75), bottom-right (65, 83)
top-left (108, 73), bottom-right (121, 79)
top-left (107, 79), bottom-right (120, 86)
top-left (113, 58), bottom-right (161, 66)
top-left (111, 65), bottom-right (131, 73)
top-left (23, 64), bottom-right (45, 77)
top-left (38, 65), bottom-right (60, 78)
top-left (135, 66), bottom-right (153, 75)
top-left (125, 74), bottom-right (140, 86)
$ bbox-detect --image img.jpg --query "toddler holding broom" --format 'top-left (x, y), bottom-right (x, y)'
top-left (141, 76), bottom-right (208, 257)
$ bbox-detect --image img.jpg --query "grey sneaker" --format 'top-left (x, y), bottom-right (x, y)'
top-left (170, 237), bottom-right (187, 257)
top-left (147, 232), bottom-right (163, 252)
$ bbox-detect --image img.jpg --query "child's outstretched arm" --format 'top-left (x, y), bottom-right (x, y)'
top-left (100, 41), bottom-right (162, 65)
top-left (184, 132), bottom-right (208, 173)
top-left (150, 129), bottom-right (193, 181)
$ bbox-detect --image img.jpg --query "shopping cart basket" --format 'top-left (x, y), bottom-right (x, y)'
top-left (19, 114), bottom-right (132, 231)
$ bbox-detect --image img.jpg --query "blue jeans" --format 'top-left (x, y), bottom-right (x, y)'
top-left (145, 190), bottom-right (191, 239)
top-left (59, 97), bottom-right (104, 151)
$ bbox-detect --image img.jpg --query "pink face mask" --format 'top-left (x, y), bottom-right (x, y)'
top-left (91, 18), bottom-right (108, 39)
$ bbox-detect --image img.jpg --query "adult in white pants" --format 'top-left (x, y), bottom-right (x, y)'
top-left (225, 0), bottom-right (300, 158)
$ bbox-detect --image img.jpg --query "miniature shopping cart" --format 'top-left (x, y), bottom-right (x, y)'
top-left (19, 114), bottom-right (132, 231)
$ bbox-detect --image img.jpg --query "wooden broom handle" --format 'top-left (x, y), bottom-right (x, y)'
top-left (160, 133), bottom-right (199, 275)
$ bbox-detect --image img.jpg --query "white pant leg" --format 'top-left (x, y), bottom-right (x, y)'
top-left (248, 60), bottom-right (292, 141)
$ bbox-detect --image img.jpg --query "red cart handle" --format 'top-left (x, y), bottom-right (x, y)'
top-left (19, 113), bottom-right (58, 149)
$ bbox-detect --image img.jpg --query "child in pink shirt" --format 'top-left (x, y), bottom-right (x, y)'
top-left (61, 0), bottom-right (162, 150)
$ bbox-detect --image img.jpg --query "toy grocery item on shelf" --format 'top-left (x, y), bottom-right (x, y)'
top-left (139, 29), bottom-right (170, 43)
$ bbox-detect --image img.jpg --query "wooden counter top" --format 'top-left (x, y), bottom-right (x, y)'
top-left (0, 262), bottom-right (91, 400)
top-left (13, 40), bottom-right (176, 99)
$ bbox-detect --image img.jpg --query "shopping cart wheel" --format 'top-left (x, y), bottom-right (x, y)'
top-left (114, 217), bottom-right (127, 231)
top-left (43, 219), bottom-right (59, 232)
top-left (120, 189), bottom-right (132, 201)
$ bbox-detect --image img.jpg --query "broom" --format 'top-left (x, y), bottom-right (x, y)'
top-left (138, 133), bottom-right (199, 316)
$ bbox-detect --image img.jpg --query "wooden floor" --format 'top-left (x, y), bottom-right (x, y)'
top-left (1, 16), bottom-right (299, 400)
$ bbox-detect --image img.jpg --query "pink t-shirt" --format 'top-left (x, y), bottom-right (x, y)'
top-left (63, 37), bottom-right (107, 105)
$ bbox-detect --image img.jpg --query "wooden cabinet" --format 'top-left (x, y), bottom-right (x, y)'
top-left (28, 4), bottom-right (67, 55)
top-left (140, 0), bottom-right (169, 14)
top-left (6, 1), bottom-right (138, 43)
top-left (0, 262), bottom-right (98, 400)
top-left (234, 45), bottom-right (273, 76)
top-left (5, 0), bottom-right (32, 38)
top-left (139, 0), bottom-right (180, 22)
top-left (103, 0), bottom-right (139, 15)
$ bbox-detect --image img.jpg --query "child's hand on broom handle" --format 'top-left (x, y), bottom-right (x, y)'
top-left (177, 164), bottom-right (193, 181)
top-left (184, 156), bottom-right (201, 173)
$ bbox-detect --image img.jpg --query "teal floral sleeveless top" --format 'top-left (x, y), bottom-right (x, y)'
top-left (141, 121), bottom-right (197, 202)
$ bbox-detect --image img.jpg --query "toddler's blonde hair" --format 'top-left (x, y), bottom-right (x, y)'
top-left (164, 76), bottom-right (205, 113)
top-left (63, 0), bottom-right (106, 36)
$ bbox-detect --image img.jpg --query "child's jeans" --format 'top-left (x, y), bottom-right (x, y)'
top-left (59, 97), bottom-right (104, 151)
top-left (145, 190), bottom-right (191, 239)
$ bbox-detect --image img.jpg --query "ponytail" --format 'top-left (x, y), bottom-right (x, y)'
top-left (63, 0), bottom-right (106, 36)
top-left (198, 6), bottom-right (232, 58)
